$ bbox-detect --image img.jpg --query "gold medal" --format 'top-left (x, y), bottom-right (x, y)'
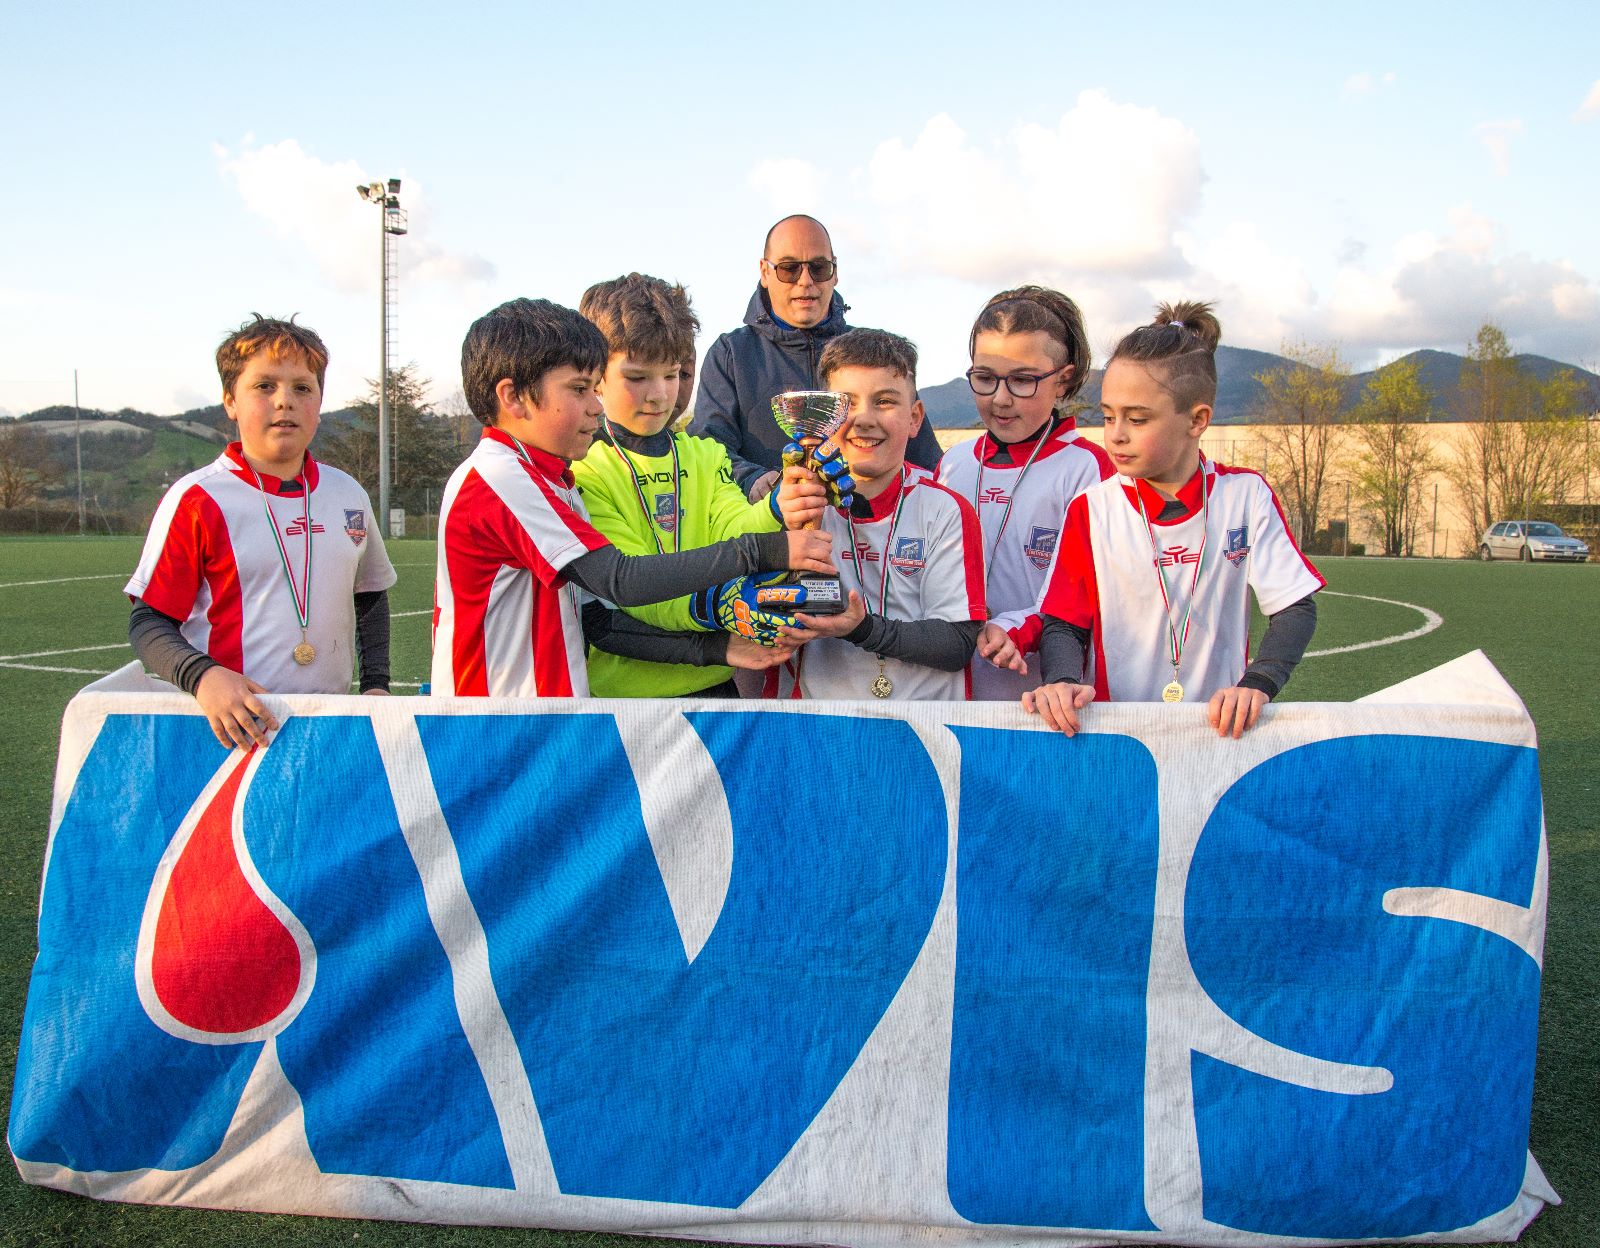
top-left (1162, 680), bottom-right (1184, 703)
top-left (871, 673), bottom-right (893, 699)
top-left (293, 642), bottom-right (317, 666)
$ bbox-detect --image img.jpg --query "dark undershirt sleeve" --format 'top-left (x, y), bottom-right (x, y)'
top-left (841, 616), bottom-right (983, 673)
top-left (581, 599), bottom-right (730, 666)
top-left (1039, 616), bottom-right (1093, 685)
top-left (565, 531), bottom-right (789, 607)
top-left (354, 589), bottom-right (390, 692)
top-left (129, 600), bottom-right (220, 696)
top-left (1237, 594), bottom-right (1318, 698)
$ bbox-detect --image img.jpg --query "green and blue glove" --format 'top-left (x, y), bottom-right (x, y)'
top-left (689, 574), bottom-right (801, 644)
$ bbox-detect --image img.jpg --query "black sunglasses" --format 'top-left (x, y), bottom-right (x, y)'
top-left (765, 257), bottom-right (837, 284)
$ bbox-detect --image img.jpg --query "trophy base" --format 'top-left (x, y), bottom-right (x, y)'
top-left (756, 574), bottom-right (847, 616)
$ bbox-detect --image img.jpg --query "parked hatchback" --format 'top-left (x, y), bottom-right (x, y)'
top-left (1478, 520), bottom-right (1590, 562)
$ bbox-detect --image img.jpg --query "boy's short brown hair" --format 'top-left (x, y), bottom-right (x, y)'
top-left (818, 327), bottom-right (918, 390)
top-left (579, 273), bottom-right (699, 366)
top-left (215, 315), bottom-right (329, 397)
top-left (460, 298), bottom-right (608, 426)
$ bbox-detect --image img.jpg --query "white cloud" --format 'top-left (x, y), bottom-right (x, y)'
top-left (747, 158), bottom-right (827, 214)
top-left (858, 94), bottom-right (1203, 284)
top-left (1342, 70), bottom-right (1396, 97)
top-left (1575, 80), bottom-right (1600, 122)
top-left (1320, 206), bottom-right (1600, 358)
top-left (213, 138), bottom-right (494, 293)
top-left (1474, 120), bottom-right (1523, 176)
top-left (741, 105), bottom-right (1599, 374)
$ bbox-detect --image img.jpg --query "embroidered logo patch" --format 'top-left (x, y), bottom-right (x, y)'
top-left (344, 510), bottom-right (366, 547)
top-left (888, 536), bottom-right (926, 576)
top-left (1225, 524), bottom-right (1251, 567)
top-left (653, 493), bottom-right (679, 533)
top-left (1024, 525), bottom-right (1059, 570)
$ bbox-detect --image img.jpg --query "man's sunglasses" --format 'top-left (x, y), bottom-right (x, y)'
top-left (764, 257), bottom-right (837, 284)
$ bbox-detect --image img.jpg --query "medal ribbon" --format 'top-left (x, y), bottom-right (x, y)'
top-left (973, 422), bottom-right (1049, 580)
top-left (1133, 457), bottom-right (1211, 678)
top-left (845, 466), bottom-right (910, 619)
top-left (250, 466), bottom-right (312, 634)
top-left (606, 425), bottom-right (681, 555)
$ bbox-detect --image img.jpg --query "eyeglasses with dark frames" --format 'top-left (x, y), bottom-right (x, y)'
top-left (965, 362), bottom-right (1069, 399)
top-left (764, 257), bottom-right (837, 284)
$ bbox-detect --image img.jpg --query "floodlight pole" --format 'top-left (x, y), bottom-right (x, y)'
top-left (356, 178), bottom-right (407, 537)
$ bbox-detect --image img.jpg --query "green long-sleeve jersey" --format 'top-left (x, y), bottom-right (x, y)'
top-left (572, 428), bottom-right (781, 696)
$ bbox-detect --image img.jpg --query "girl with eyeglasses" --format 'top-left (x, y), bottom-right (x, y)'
top-left (934, 285), bottom-right (1114, 699)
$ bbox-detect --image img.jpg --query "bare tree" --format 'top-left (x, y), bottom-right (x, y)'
top-left (0, 421), bottom-right (61, 508)
top-left (1253, 343), bottom-right (1349, 544)
top-left (1351, 358), bottom-right (1437, 556)
top-left (1447, 324), bottom-right (1592, 532)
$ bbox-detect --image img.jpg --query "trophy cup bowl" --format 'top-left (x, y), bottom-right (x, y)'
top-left (767, 390), bottom-right (852, 615)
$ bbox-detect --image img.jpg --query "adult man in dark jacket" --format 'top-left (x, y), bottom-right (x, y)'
top-left (690, 214), bottom-right (944, 500)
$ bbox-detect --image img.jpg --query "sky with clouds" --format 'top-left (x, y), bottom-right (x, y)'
top-left (2, 1), bottom-right (1597, 418)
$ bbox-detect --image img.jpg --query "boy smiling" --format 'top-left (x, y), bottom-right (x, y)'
top-left (773, 328), bottom-right (986, 700)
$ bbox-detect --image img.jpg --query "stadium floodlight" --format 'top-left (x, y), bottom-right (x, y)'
top-left (356, 176), bottom-right (407, 536)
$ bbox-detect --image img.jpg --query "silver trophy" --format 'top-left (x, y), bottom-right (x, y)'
top-left (768, 390), bottom-right (853, 615)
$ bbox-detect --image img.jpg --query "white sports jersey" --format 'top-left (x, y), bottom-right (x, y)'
top-left (126, 444), bottom-right (396, 694)
top-left (768, 470), bottom-right (986, 701)
top-left (937, 422), bottom-right (1113, 699)
top-left (432, 429), bottom-right (609, 698)
top-left (1040, 459), bottom-right (1323, 703)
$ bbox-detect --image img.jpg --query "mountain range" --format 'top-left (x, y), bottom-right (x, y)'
top-left (919, 347), bottom-right (1600, 430)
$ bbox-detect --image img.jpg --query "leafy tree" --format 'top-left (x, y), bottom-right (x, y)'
top-left (1351, 359), bottom-right (1437, 556)
top-left (317, 364), bottom-right (461, 516)
top-left (1253, 343), bottom-right (1349, 543)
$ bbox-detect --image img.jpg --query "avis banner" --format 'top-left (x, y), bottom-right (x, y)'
top-left (9, 654), bottom-right (1557, 1246)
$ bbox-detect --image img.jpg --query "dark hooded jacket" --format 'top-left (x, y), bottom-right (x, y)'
top-left (689, 287), bottom-right (944, 494)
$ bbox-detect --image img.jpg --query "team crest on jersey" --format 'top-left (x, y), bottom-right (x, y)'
top-left (1225, 524), bottom-right (1250, 567)
top-left (344, 510), bottom-right (367, 547)
top-left (653, 493), bottom-right (679, 533)
top-left (1024, 526), bottom-right (1059, 570)
top-left (888, 537), bottom-right (925, 576)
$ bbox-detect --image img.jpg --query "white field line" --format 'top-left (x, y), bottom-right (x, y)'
top-left (0, 573), bottom-right (125, 589)
top-left (0, 643), bottom-right (129, 662)
top-left (1307, 591), bottom-right (1443, 658)
top-left (0, 662), bottom-right (115, 675)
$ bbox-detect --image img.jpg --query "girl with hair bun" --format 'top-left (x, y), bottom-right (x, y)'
top-left (1021, 300), bottom-right (1324, 737)
top-left (935, 285), bottom-right (1115, 700)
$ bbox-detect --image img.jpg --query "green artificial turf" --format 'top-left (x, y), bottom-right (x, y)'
top-left (0, 538), bottom-right (1593, 1247)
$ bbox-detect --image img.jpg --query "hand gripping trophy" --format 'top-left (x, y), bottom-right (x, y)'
top-left (767, 389), bottom-right (854, 616)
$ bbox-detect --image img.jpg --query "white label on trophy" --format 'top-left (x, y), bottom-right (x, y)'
top-left (798, 577), bottom-right (843, 604)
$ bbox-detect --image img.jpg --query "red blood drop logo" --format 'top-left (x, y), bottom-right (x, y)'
top-left (151, 751), bottom-right (302, 1034)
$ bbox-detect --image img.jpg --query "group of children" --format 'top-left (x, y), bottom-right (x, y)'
top-left (128, 271), bottom-right (1323, 748)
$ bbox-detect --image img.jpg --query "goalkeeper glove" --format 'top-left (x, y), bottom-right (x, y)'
top-left (779, 435), bottom-right (855, 511)
top-left (689, 574), bottom-right (797, 643)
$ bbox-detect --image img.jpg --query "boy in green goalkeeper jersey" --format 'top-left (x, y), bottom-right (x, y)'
top-left (574, 273), bottom-right (844, 696)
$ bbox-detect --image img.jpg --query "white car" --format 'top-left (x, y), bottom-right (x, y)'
top-left (1478, 520), bottom-right (1590, 563)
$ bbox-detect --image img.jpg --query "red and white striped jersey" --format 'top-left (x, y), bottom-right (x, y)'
top-left (936, 423), bottom-right (1112, 700)
top-left (126, 444), bottom-right (396, 694)
top-left (768, 470), bottom-right (986, 701)
top-left (1039, 459), bottom-right (1323, 703)
top-left (432, 428), bottom-right (609, 698)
